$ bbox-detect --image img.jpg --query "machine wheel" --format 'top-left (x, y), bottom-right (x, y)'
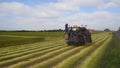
top-left (79, 35), bottom-right (85, 45)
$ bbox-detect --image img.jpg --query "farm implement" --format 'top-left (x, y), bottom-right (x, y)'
top-left (65, 24), bottom-right (92, 46)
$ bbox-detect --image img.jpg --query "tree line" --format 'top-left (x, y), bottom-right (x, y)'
top-left (0, 29), bottom-right (64, 32)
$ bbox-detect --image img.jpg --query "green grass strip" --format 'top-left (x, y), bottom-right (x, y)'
top-left (8, 46), bottom-right (74, 68)
top-left (0, 39), bottom-right (63, 54)
top-left (0, 40), bottom-right (65, 61)
top-left (0, 40), bottom-right (64, 57)
top-left (31, 46), bottom-right (86, 68)
top-left (0, 44), bottom-right (66, 67)
top-left (78, 34), bottom-right (112, 68)
top-left (98, 33), bottom-right (120, 68)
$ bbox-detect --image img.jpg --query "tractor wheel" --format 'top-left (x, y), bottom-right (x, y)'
top-left (88, 35), bottom-right (92, 43)
top-left (79, 36), bottom-right (85, 45)
top-left (82, 36), bottom-right (86, 45)
top-left (66, 42), bottom-right (71, 46)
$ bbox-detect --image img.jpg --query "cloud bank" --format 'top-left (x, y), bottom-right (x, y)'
top-left (0, 0), bottom-right (120, 30)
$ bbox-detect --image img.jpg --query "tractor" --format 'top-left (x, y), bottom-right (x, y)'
top-left (65, 24), bottom-right (92, 46)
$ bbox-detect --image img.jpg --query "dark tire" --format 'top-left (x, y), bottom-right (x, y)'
top-left (79, 35), bottom-right (85, 45)
top-left (86, 35), bottom-right (92, 43)
top-left (66, 42), bottom-right (70, 46)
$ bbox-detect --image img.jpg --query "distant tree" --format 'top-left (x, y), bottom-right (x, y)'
top-left (119, 27), bottom-right (120, 31)
top-left (104, 28), bottom-right (110, 32)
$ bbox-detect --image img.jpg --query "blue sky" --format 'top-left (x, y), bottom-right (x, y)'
top-left (0, 0), bottom-right (120, 30)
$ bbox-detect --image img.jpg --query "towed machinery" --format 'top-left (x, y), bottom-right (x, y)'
top-left (65, 24), bottom-right (92, 46)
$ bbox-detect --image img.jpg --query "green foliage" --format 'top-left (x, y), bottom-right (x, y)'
top-left (118, 27), bottom-right (120, 31)
top-left (99, 33), bottom-right (120, 68)
top-left (104, 28), bottom-right (110, 32)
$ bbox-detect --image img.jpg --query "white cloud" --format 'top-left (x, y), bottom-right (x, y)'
top-left (60, 0), bottom-right (103, 6)
top-left (58, 11), bottom-right (120, 30)
top-left (0, 12), bottom-right (8, 16)
top-left (98, 0), bottom-right (120, 9)
top-left (0, 0), bottom-right (120, 30)
top-left (0, 2), bottom-right (31, 15)
top-left (0, 0), bottom-right (104, 18)
top-left (0, 2), bottom-right (61, 18)
top-left (111, 0), bottom-right (120, 6)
